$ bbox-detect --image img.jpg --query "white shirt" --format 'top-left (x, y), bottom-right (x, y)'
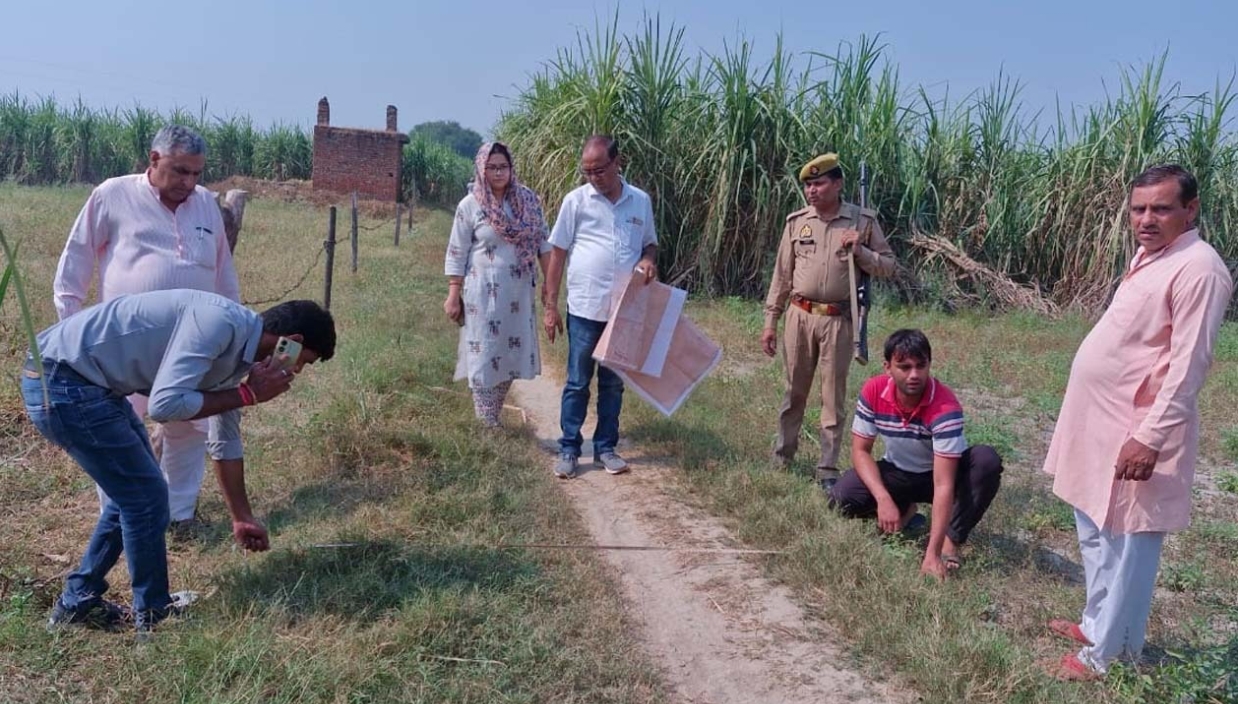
top-left (53, 173), bottom-right (241, 320)
top-left (548, 180), bottom-right (658, 322)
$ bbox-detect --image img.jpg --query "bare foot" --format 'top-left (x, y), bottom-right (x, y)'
top-left (942, 536), bottom-right (962, 572)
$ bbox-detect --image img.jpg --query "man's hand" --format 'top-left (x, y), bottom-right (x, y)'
top-left (245, 356), bottom-right (294, 403)
top-left (543, 305), bottom-right (564, 344)
top-left (443, 291), bottom-right (464, 326)
top-left (761, 327), bottom-right (777, 357)
top-left (232, 519), bottom-right (269, 552)
top-left (839, 228), bottom-right (862, 250)
top-left (635, 257), bottom-right (657, 285)
top-left (876, 497), bottom-right (902, 534)
top-left (920, 553), bottom-right (948, 582)
top-left (1115, 437), bottom-right (1159, 481)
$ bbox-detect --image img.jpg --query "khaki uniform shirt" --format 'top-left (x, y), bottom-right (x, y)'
top-left (763, 202), bottom-right (896, 329)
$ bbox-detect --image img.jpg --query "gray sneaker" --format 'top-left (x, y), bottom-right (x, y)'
top-left (46, 598), bottom-right (132, 633)
top-left (553, 454), bottom-right (578, 479)
top-left (595, 452), bottom-right (629, 475)
top-left (167, 518), bottom-right (206, 543)
top-left (815, 467), bottom-right (841, 493)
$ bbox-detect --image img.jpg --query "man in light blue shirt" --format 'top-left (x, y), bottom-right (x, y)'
top-left (21, 290), bottom-right (336, 634)
top-left (542, 135), bottom-right (658, 479)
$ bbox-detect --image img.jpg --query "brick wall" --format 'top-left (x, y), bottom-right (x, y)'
top-left (312, 126), bottom-right (409, 201)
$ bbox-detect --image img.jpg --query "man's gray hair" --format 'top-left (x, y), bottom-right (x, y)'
top-left (151, 124), bottom-right (207, 156)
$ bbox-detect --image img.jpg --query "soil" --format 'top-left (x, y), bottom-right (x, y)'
top-left (207, 177), bottom-right (403, 219)
top-left (510, 374), bottom-right (917, 704)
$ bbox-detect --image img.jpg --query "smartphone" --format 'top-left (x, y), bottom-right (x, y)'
top-left (274, 337), bottom-right (302, 370)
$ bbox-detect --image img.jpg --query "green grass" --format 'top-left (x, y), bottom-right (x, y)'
top-left (1221, 429), bottom-right (1238, 463)
top-left (0, 186), bottom-right (665, 703)
top-left (1216, 471), bottom-right (1238, 495)
top-left (622, 290), bottom-right (1238, 703)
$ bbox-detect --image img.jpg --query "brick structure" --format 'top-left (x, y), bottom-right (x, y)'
top-left (311, 98), bottom-right (409, 201)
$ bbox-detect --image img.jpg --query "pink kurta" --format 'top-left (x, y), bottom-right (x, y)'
top-left (53, 173), bottom-right (240, 319)
top-left (1043, 230), bottom-right (1233, 534)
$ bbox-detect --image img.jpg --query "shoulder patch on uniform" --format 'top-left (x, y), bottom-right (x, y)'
top-left (785, 206), bottom-right (811, 222)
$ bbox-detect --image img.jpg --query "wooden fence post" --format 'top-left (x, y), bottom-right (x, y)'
top-left (350, 191), bottom-right (359, 273)
top-left (394, 203), bottom-right (402, 246)
top-left (324, 206), bottom-right (337, 310)
top-left (219, 189), bottom-right (249, 253)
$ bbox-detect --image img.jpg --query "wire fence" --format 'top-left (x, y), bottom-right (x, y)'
top-left (242, 243), bottom-right (327, 307)
top-left (239, 194), bottom-right (414, 309)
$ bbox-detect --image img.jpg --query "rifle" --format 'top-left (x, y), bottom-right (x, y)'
top-left (847, 162), bottom-right (872, 365)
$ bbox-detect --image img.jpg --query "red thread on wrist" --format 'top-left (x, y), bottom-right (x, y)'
top-left (238, 383), bottom-right (256, 407)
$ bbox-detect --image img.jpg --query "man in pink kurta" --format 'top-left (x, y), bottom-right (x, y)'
top-left (52, 124), bottom-right (241, 530)
top-left (1041, 165), bottom-right (1233, 680)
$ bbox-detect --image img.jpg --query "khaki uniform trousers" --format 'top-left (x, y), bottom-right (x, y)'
top-left (774, 305), bottom-right (853, 470)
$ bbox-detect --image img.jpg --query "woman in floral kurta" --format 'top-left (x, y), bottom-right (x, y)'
top-left (443, 142), bottom-right (552, 426)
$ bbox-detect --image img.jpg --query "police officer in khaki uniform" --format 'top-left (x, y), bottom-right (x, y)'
top-left (761, 153), bottom-right (897, 486)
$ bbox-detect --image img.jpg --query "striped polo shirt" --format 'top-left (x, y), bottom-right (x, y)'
top-left (852, 375), bottom-right (967, 473)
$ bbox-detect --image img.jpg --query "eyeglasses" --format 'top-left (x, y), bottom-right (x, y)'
top-left (580, 159), bottom-right (614, 178)
top-left (484, 164), bottom-right (511, 173)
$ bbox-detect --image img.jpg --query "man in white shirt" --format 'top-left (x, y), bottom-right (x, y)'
top-left (52, 124), bottom-right (241, 531)
top-left (542, 135), bottom-right (658, 479)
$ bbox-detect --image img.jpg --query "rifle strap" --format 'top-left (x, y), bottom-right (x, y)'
top-left (849, 202), bottom-right (873, 247)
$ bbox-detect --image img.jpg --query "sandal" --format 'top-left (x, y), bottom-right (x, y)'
top-left (1048, 619), bottom-right (1092, 646)
top-left (900, 512), bottom-right (928, 536)
top-left (1040, 652), bottom-right (1102, 682)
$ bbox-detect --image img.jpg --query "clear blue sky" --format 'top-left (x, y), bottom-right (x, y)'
top-left (2, 0), bottom-right (1234, 138)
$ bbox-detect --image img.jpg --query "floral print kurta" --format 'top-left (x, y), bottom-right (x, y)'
top-left (445, 193), bottom-right (551, 389)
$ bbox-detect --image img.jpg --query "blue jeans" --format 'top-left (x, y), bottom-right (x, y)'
top-left (559, 313), bottom-right (623, 458)
top-left (21, 359), bottom-right (172, 614)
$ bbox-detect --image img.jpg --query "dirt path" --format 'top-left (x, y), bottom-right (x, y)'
top-left (510, 374), bottom-right (916, 704)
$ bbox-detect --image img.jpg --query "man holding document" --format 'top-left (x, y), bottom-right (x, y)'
top-left (542, 135), bottom-right (658, 479)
